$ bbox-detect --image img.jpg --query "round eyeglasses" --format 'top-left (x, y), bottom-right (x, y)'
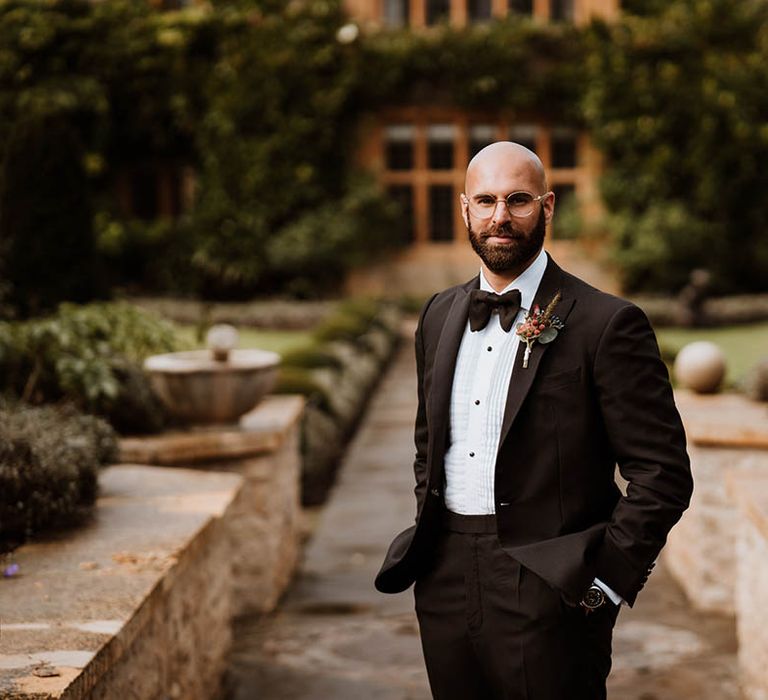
top-left (466, 191), bottom-right (551, 219)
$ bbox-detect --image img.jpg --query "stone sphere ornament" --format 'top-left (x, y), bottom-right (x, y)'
top-left (206, 323), bottom-right (239, 362)
top-left (673, 341), bottom-right (726, 394)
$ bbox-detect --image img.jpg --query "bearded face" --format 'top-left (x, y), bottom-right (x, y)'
top-left (467, 206), bottom-right (547, 274)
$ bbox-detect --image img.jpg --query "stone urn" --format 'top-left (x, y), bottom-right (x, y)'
top-left (143, 324), bottom-right (281, 425)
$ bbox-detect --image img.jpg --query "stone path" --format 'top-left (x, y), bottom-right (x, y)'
top-left (225, 323), bottom-right (742, 700)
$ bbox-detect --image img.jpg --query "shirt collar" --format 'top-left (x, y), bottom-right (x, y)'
top-left (478, 246), bottom-right (548, 312)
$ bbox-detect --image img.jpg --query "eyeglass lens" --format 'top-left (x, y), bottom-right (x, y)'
top-left (469, 192), bottom-right (536, 218)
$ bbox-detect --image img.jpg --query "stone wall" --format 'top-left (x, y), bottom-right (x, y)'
top-left (728, 471), bottom-right (768, 700)
top-left (665, 443), bottom-right (766, 613)
top-left (211, 425), bottom-right (302, 614)
top-left (1, 394), bottom-right (305, 699)
top-left (664, 391), bottom-right (768, 615)
top-left (120, 394), bottom-right (305, 617)
top-left (0, 466), bottom-right (241, 700)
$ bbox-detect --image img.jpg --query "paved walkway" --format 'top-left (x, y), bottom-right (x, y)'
top-left (225, 323), bottom-right (742, 699)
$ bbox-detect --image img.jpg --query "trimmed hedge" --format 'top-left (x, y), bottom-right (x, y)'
top-left (273, 299), bottom-right (402, 505)
top-left (0, 400), bottom-right (118, 553)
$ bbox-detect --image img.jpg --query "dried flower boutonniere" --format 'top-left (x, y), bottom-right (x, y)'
top-left (515, 290), bottom-right (565, 368)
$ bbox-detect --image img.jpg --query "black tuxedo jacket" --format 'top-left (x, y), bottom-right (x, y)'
top-left (374, 251), bottom-right (693, 606)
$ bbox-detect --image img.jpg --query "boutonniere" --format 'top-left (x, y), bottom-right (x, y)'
top-left (515, 290), bottom-right (565, 368)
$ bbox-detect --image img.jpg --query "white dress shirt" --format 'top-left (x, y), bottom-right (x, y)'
top-left (443, 246), bottom-right (547, 515)
top-left (441, 247), bottom-right (623, 606)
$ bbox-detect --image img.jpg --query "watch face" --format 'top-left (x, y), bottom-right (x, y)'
top-left (583, 586), bottom-right (606, 609)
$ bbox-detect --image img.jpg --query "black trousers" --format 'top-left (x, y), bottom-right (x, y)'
top-left (413, 506), bottom-right (620, 700)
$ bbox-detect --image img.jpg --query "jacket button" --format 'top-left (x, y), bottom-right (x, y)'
top-left (430, 488), bottom-right (440, 497)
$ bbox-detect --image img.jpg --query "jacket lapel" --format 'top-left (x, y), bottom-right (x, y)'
top-left (496, 252), bottom-right (577, 454)
top-left (427, 276), bottom-right (478, 457)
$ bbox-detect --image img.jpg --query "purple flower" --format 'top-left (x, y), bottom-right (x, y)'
top-left (3, 563), bottom-right (19, 578)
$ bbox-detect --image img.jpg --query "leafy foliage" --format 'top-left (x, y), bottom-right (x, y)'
top-left (584, 1), bottom-right (768, 293)
top-left (0, 0), bottom-right (592, 301)
top-left (359, 18), bottom-right (586, 120)
top-left (0, 400), bottom-right (118, 552)
top-left (0, 0), bottom-right (766, 298)
top-left (0, 302), bottom-right (182, 432)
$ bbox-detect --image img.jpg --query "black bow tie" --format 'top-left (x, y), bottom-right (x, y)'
top-left (469, 288), bottom-right (522, 333)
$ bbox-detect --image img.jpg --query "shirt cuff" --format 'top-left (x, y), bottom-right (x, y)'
top-left (593, 577), bottom-right (625, 606)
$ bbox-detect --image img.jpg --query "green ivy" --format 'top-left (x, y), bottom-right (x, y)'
top-left (583, 0), bottom-right (768, 293)
top-left (359, 19), bottom-right (586, 120)
top-left (1, 0), bottom-right (766, 298)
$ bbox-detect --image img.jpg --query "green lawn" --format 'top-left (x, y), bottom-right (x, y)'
top-left (176, 325), bottom-right (313, 356)
top-left (656, 322), bottom-right (768, 387)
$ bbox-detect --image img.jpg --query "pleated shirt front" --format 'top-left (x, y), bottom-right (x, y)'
top-left (442, 247), bottom-right (548, 515)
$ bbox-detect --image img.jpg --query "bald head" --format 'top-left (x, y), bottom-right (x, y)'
top-left (465, 141), bottom-right (547, 194)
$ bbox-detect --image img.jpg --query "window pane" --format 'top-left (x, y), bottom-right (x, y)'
top-left (426, 0), bottom-right (450, 25)
top-left (388, 185), bottom-right (415, 244)
top-left (384, 0), bottom-right (410, 27)
top-left (429, 185), bottom-right (454, 242)
top-left (508, 0), bottom-right (533, 14)
top-left (551, 128), bottom-right (578, 168)
top-left (468, 0), bottom-right (492, 22)
top-left (469, 124), bottom-right (496, 157)
top-left (551, 0), bottom-right (574, 21)
top-left (508, 124), bottom-right (537, 154)
top-left (427, 124), bottom-right (456, 170)
top-left (385, 125), bottom-right (414, 171)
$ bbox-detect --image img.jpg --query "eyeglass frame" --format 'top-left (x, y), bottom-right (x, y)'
top-left (462, 190), bottom-right (553, 220)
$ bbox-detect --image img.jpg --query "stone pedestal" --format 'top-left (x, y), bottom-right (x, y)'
top-left (727, 471), bottom-right (768, 700)
top-left (119, 394), bottom-right (305, 617)
top-left (665, 391), bottom-right (768, 614)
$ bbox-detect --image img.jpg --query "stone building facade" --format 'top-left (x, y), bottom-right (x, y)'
top-left (344, 0), bottom-right (621, 294)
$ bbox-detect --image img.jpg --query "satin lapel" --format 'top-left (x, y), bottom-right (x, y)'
top-left (496, 253), bottom-right (577, 453)
top-left (427, 278), bottom-right (477, 457)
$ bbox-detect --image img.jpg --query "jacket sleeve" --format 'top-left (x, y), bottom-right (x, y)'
top-left (413, 293), bottom-right (438, 523)
top-left (591, 303), bottom-right (693, 606)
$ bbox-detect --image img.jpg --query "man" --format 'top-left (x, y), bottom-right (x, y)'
top-left (374, 142), bottom-right (693, 699)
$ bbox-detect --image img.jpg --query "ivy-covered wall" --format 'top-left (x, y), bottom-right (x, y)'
top-left (0, 0), bottom-right (765, 306)
top-left (584, 0), bottom-right (768, 294)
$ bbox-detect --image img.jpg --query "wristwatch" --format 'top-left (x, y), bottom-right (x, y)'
top-left (579, 584), bottom-right (607, 613)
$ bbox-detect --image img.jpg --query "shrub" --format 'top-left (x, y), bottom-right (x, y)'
top-left (0, 400), bottom-right (118, 553)
top-left (0, 302), bottom-right (182, 433)
top-left (263, 178), bottom-right (403, 297)
top-left (272, 299), bottom-right (402, 505)
top-left (279, 347), bottom-right (344, 371)
top-left (608, 203), bottom-right (725, 294)
top-left (273, 366), bottom-right (333, 414)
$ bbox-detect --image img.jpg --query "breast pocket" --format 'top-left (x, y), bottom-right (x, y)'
top-left (536, 366), bottom-right (582, 391)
